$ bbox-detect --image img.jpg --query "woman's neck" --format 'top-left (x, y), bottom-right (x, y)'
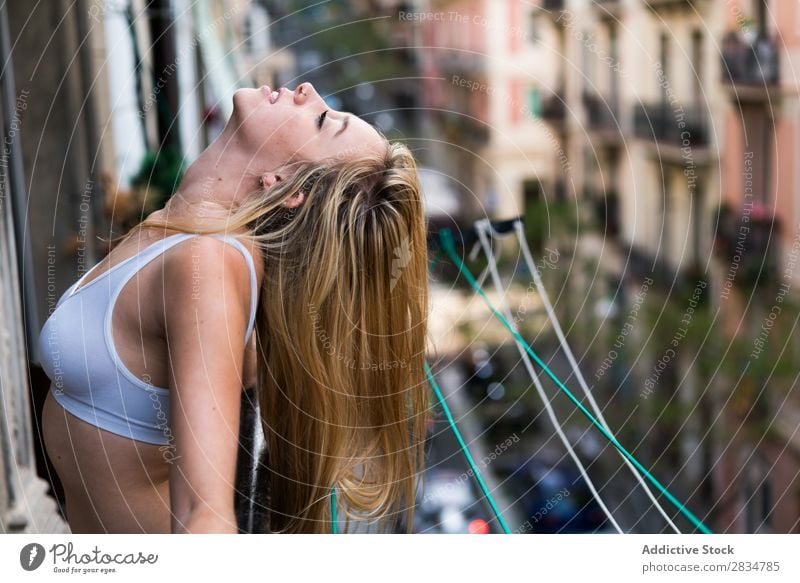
top-left (154, 125), bottom-right (257, 231)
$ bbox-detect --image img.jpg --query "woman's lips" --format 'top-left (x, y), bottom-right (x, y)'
top-left (261, 85), bottom-right (272, 99)
top-left (271, 87), bottom-right (287, 104)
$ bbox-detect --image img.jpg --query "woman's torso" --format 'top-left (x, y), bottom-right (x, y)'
top-left (41, 222), bottom-right (263, 533)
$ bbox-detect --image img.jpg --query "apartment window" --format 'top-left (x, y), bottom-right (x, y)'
top-left (742, 104), bottom-right (774, 205)
top-left (523, 179), bottom-right (544, 250)
top-left (659, 170), bottom-right (671, 271)
top-left (691, 180), bottom-right (704, 269)
top-left (582, 30), bottom-right (593, 94)
top-left (529, 10), bottom-right (541, 44)
top-left (691, 29), bottom-right (703, 104)
top-left (757, 0), bottom-right (767, 35)
top-left (659, 32), bottom-right (669, 102)
top-left (523, 179), bottom-right (542, 203)
top-left (743, 457), bottom-right (773, 532)
top-left (243, 13), bottom-right (252, 54)
top-left (763, 113), bottom-right (775, 207)
top-left (609, 24), bottom-right (619, 105)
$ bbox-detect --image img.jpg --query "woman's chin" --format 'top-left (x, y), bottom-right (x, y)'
top-left (231, 87), bottom-right (261, 114)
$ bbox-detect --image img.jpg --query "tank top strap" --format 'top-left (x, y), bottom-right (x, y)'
top-left (120, 232), bottom-right (199, 278)
top-left (66, 233), bottom-right (192, 300)
top-left (207, 234), bottom-right (258, 344)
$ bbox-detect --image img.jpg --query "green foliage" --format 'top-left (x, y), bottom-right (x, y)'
top-left (523, 196), bottom-right (579, 254)
top-left (130, 145), bottom-right (185, 209)
top-left (635, 282), bottom-right (797, 429)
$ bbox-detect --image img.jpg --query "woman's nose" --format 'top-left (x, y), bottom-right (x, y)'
top-left (293, 82), bottom-right (317, 105)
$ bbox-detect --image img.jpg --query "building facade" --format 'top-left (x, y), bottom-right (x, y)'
top-left (537, 0), bottom-right (800, 533)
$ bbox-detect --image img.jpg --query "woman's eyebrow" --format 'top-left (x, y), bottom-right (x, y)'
top-left (334, 115), bottom-right (350, 136)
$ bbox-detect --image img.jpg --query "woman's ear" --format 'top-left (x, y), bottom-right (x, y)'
top-left (283, 190), bottom-right (306, 209)
top-left (259, 173), bottom-right (281, 189)
top-left (261, 165), bottom-right (305, 208)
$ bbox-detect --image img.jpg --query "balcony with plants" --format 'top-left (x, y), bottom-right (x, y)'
top-left (712, 200), bottom-right (781, 288)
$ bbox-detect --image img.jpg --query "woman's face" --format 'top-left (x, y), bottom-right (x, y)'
top-left (231, 82), bottom-right (387, 167)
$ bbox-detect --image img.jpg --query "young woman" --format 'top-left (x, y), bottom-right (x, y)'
top-left (39, 82), bottom-right (431, 534)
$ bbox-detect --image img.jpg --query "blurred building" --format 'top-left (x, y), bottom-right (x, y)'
top-left (376, 0), bottom-right (800, 535)
top-left (540, 0), bottom-right (721, 282)
top-left (536, 0), bottom-right (800, 533)
top-left (235, 0), bottom-right (295, 90)
top-left (416, 0), bottom-right (491, 217)
top-left (386, 0), bottom-right (800, 533)
top-left (482, 1), bottom-right (569, 219)
top-left (712, 0), bottom-right (800, 534)
top-left (415, 0), bottom-right (568, 221)
top-left (412, 1), bottom-right (575, 228)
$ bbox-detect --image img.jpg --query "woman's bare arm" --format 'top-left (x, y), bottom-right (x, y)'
top-left (163, 236), bottom-right (254, 534)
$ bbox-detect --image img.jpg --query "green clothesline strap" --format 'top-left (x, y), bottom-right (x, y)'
top-left (437, 227), bottom-right (713, 535)
top-left (433, 247), bottom-right (511, 533)
top-left (424, 361), bottom-right (512, 534)
top-left (330, 486), bottom-right (337, 534)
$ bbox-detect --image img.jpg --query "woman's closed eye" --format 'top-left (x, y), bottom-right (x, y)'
top-left (317, 110), bottom-right (328, 130)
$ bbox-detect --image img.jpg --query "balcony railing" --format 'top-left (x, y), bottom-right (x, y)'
top-left (439, 110), bottom-right (489, 146)
top-left (642, 0), bottom-right (696, 9)
top-left (721, 33), bottom-right (780, 87)
top-left (587, 188), bottom-right (620, 238)
top-left (542, 0), bottom-right (565, 12)
top-left (592, 0), bottom-right (623, 13)
top-left (633, 102), bottom-right (710, 148)
top-left (583, 91), bottom-right (621, 134)
top-left (540, 91), bottom-right (566, 125)
top-left (436, 52), bottom-right (486, 76)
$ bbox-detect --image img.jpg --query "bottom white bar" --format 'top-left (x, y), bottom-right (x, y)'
top-left (2, 534), bottom-right (798, 582)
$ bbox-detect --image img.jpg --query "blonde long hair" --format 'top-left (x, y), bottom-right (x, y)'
top-left (115, 141), bottom-right (432, 533)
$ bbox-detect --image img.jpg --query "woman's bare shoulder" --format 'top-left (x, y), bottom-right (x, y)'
top-left (221, 232), bottom-right (265, 289)
top-left (137, 208), bottom-right (265, 294)
top-left (163, 232), bottom-right (264, 301)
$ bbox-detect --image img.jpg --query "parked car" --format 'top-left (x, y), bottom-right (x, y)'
top-left (412, 468), bottom-right (495, 534)
top-left (494, 457), bottom-right (608, 533)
